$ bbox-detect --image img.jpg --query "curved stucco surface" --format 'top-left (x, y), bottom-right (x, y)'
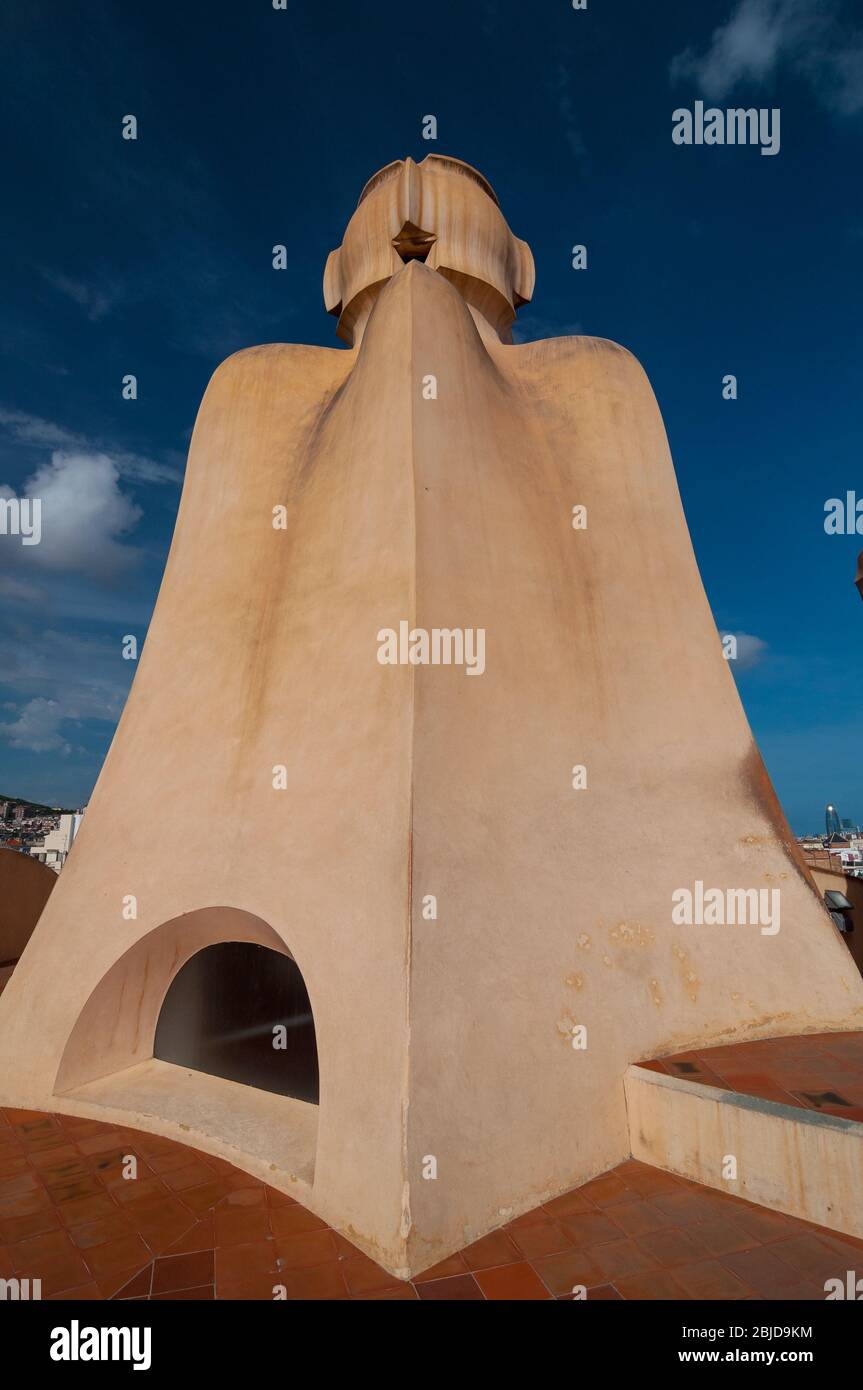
top-left (0, 225), bottom-right (860, 1277)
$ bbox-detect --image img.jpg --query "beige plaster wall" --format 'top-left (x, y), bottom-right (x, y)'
top-left (626, 1064), bottom-right (863, 1240)
top-left (0, 259), bottom-right (861, 1277)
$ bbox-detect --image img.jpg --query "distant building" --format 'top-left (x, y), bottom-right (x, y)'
top-left (826, 803), bottom-right (842, 837)
top-left (29, 811), bottom-right (84, 874)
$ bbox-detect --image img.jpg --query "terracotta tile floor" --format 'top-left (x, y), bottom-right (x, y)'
top-left (2, 1105), bottom-right (862, 1300)
top-left (640, 1030), bottom-right (863, 1122)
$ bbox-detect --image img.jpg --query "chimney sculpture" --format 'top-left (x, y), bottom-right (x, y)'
top-left (1, 156), bottom-right (860, 1277)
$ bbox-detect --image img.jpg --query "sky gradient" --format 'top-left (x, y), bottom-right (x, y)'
top-left (0, 0), bottom-right (861, 833)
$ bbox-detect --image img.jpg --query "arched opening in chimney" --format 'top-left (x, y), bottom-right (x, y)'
top-left (153, 940), bottom-right (319, 1103)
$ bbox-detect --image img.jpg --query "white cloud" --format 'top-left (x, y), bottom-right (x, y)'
top-left (0, 408), bottom-right (182, 486)
top-left (0, 697), bottom-right (70, 754)
top-left (728, 631), bottom-right (769, 670)
top-left (2, 451), bottom-right (142, 581)
top-left (671, 0), bottom-right (863, 115)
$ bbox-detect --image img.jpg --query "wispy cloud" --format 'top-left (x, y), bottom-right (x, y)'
top-left (41, 269), bottom-right (125, 322)
top-left (0, 627), bottom-right (133, 760)
top-left (0, 408), bottom-right (182, 486)
top-left (0, 629), bottom-right (131, 722)
top-left (0, 574), bottom-right (46, 605)
top-left (549, 63), bottom-right (590, 170)
top-left (671, 0), bottom-right (863, 116)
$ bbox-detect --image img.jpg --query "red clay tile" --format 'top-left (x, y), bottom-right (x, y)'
top-left (152, 1285), bottom-right (214, 1300)
top-left (162, 1219), bottom-right (215, 1257)
top-left (731, 1203), bottom-right (801, 1244)
top-left (637, 1226), bottom-right (710, 1268)
top-left (113, 1265), bottom-right (153, 1299)
top-left (357, 1283), bottom-right (420, 1300)
top-left (649, 1190), bottom-right (719, 1224)
top-left (77, 1129), bottom-right (128, 1157)
top-left (274, 1229), bottom-right (339, 1271)
top-left (622, 1167), bottom-right (685, 1198)
top-left (2, 1098), bottom-right (855, 1304)
top-left (771, 1234), bottom-right (848, 1284)
top-left (68, 1212), bottom-right (135, 1251)
top-left (577, 1174), bottom-right (636, 1207)
top-left (609, 1199), bottom-right (674, 1238)
top-left (0, 1170), bottom-right (42, 1200)
top-left (215, 1240), bottom-right (277, 1288)
top-left (214, 1206), bottom-right (271, 1248)
top-left (475, 1261), bottom-right (551, 1300)
top-left (145, 1148), bottom-right (203, 1175)
top-left (162, 1162), bottom-right (217, 1192)
top-left (461, 1229), bottom-right (520, 1271)
top-left (264, 1188), bottom-right (297, 1208)
top-left (5, 1108), bottom-right (51, 1126)
top-left (83, 1233), bottom-right (151, 1281)
top-left (671, 1259), bottom-right (750, 1299)
top-left (152, 1249), bottom-right (214, 1294)
top-left (217, 1273), bottom-right (284, 1300)
top-left (11, 1236), bottom-right (93, 1297)
top-left (721, 1245), bottom-right (818, 1298)
top-left (590, 1238), bottom-right (659, 1280)
top-left (268, 1204), bottom-right (327, 1239)
top-left (541, 1189), bottom-right (595, 1219)
top-left (29, 1143), bottom-right (79, 1171)
top-left (508, 1219), bottom-right (572, 1260)
top-left (276, 1262), bottom-right (349, 1300)
top-left (691, 1216), bottom-right (759, 1256)
top-left (0, 1207), bottom-right (61, 1244)
top-left (416, 1273), bottom-right (484, 1300)
top-left (339, 1251), bottom-right (401, 1295)
top-left (531, 1246), bottom-right (607, 1297)
top-left (47, 1281), bottom-right (103, 1299)
top-left (133, 1208), bottom-right (198, 1255)
top-left (181, 1180), bottom-right (228, 1214)
top-left (560, 1210), bottom-right (622, 1248)
top-left (616, 1269), bottom-right (693, 1300)
top-left (226, 1187), bottom-right (268, 1207)
top-left (11, 1228), bottom-right (78, 1269)
top-left (93, 1155), bottom-right (154, 1189)
top-left (45, 1173), bottom-right (104, 1205)
top-left (58, 1192), bottom-right (122, 1228)
top-left (223, 1170), bottom-right (263, 1193)
top-left (0, 1155), bottom-right (27, 1182)
top-left (414, 1252), bottom-right (469, 1282)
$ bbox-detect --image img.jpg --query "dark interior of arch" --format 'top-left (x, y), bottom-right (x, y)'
top-left (153, 941), bottom-right (319, 1103)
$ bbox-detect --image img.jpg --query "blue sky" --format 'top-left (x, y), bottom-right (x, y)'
top-left (0, 0), bottom-right (860, 833)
